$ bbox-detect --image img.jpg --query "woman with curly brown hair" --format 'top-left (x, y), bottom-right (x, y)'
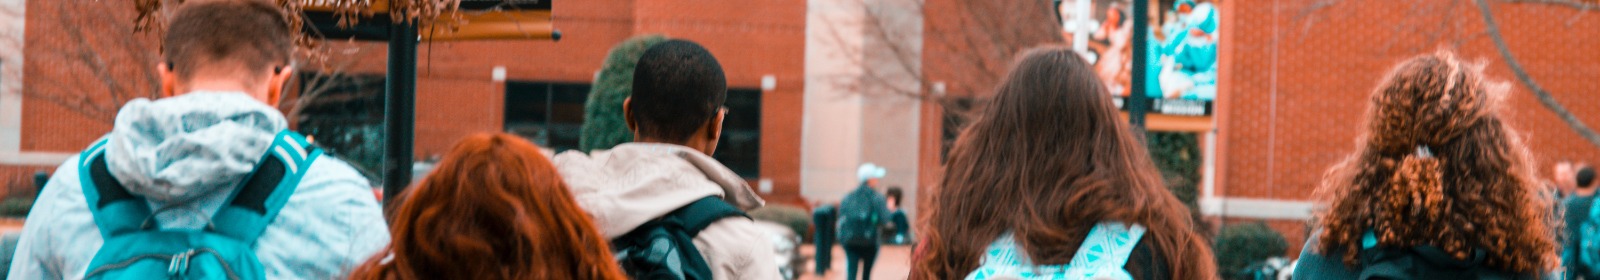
top-left (350, 133), bottom-right (627, 280)
top-left (1293, 52), bottom-right (1558, 279)
top-left (911, 47), bottom-right (1216, 280)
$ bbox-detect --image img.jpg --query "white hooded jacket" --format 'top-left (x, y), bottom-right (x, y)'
top-left (552, 142), bottom-right (780, 280)
top-left (6, 92), bottom-right (390, 279)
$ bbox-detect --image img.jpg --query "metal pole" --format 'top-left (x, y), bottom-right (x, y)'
top-left (1128, 0), bottom-right (1151, 132)
top-left (383, 21), bottom-right (417, 206)
top-left (1072, 0), bottom-right (1091, 53)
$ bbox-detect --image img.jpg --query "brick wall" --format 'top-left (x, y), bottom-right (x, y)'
top-left (0, 165), bottom-right (53, 200)
top-left (20, 1), bottom-right (154, 153)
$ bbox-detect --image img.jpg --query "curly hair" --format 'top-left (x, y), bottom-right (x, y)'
top-left (1313, 51), bottom-right (1557, 273)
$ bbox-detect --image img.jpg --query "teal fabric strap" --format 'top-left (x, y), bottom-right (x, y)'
top-left (78, 138), bottom-right (154, 239)
top-left (210, 130), bottom-right (320, 243)
top-left (1070, 222), bottom-right (1148, 269)
top-left (965, 222), bottom-right (1147, 280)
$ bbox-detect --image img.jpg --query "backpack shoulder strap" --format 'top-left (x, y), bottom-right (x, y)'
top-left (1068, 222), bottom-right (1147, 273)
top-left (78, 138), bottom-right (154, 238)
top-left (669, 196), bottom-right (750, 237)
top-left (210, 130), bottom-right (322, 243)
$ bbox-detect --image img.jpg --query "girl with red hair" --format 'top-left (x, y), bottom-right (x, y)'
top-left (351, 133), bottom-right (626, 279)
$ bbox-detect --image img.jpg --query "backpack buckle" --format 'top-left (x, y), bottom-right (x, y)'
top-left (168, 249), bottom-right (196, 276)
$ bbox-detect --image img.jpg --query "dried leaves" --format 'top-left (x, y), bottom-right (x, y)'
top-left (130, 0), bottom-right (470, 68)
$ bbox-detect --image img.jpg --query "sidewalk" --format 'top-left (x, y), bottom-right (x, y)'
top-left (799, 244), bottom-right (912, 280)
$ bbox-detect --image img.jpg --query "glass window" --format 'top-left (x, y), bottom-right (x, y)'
top-left (505, 82), bottom-right (590, 153)
top-left (716, 89), bottom-right (761, 178)
top-left (295, 72), bottom-right (386, 182)
top-left (505, 83), bottom-right (762, 178)
top-left (941, 98), bottom-right (976, 163)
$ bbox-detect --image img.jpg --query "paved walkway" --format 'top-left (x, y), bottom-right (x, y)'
top-left (799, 244), bottom-right (912, 280)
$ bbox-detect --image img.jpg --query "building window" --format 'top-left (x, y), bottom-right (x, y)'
top-left (505, 82), bottom-right (591, 153)
top-left (504, 83), bottom-right (762, 178)
top-left (941, 98), bottom-right (976, 163)
top-left (716, 89), bottom-right (761, 178)
top-left (295, 72), bottom-right (386, 182)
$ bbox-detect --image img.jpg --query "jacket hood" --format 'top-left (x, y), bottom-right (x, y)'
top-left (105, 92), bottom-right (287, 204)
top-left (552, 143), bottom-right (765, 239)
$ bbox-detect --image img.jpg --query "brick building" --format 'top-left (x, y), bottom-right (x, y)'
top-left (2, 0), bottom-right (816, 203)
top-left (3, 0), bottom-right (1599, 258)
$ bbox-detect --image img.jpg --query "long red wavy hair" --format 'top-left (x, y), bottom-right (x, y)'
top-left (350, 133), bottom-right (626, 279)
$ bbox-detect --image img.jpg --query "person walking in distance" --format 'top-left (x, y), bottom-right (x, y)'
top-left (839, 163), bottom-right (890, 280)
top-left (1566, 164), bottom-right (1598, 279)
top-left (813, 201), bottom-right (838, 275)
top-left (7, 1), bottom-right (388, 278)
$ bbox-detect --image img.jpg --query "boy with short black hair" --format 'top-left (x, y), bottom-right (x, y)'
top-left (553, 39), bottom-right (778, 279)
top-left (8, 1), bottom-right (388, 278)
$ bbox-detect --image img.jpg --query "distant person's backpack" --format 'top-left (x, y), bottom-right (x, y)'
top-left (611, 196), bottom-right (748, 280)
top-left (1579, 197), bottom-right (1600, 278)
top-left (838, 188), bottom-right (883, 247)
top-left (1355, 232), bottom-right (1531, 280)
top-left (79, 131), bottom-right (319, 280)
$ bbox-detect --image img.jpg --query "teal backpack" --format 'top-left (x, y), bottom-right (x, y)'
top-left (79, 130), bottom-right (320, 280)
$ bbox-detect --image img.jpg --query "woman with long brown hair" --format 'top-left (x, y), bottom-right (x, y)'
top-left (1293, 52), bottom-right (1557, 279)
top-left (913, 47), bottom-right (1216, 279)
top-left (350, 133), bottom-right (626, 279)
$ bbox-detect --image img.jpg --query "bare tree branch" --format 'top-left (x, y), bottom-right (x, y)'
top-left (816, 0), bottom-right (1058, 112)
top-left (1473, 0), bottom-right (1600, 148)
top-left (1505, 0), bottom-right (1600, 10)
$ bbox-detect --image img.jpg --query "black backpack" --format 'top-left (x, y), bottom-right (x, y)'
top-left (1356, 244), bottom-right (1535, 280)
top-left (837, 189), bottom-right (882, 247)
top-left (610, 196), bottom-right (748, 280)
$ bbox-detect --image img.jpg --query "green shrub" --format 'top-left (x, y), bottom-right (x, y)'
top-left (0, 198), bottom-right (32, 217)
top-left (579, 34), bottom-right (670, 152)
top-left (1146, 131), bottom-right (1201, 211)
top-left (1215, 221), bottom-right (1289, 280)
top-left (748, 204), bottom-right (811, 240)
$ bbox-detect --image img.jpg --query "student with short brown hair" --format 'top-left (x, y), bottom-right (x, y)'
top-left (8, 0), bottom-right (387, 278)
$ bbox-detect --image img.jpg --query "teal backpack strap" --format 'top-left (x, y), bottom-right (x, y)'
top-left (78, 138), bottom-right (154, 239)
top-left (1065, 222), bottom-right (1147, 279)
top-left (210, 130), bottom-right (321, 243)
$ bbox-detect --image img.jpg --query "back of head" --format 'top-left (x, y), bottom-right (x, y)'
top-left (629, 40), bottom-right (727, 143)
top-left (352, 133), bottom-right (625, 279)
top-left (1579, 165), bottom-right (1596, 189)
top-left (162, 0), bottom-right (292, 86)
top-left (1316, 51), bottom-right (1555, 273)
top-left (915, 47), bottom-right (1213, 279)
